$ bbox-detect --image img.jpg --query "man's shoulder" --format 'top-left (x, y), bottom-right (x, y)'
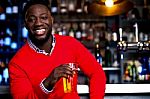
top-left (9, 43), bottom-right (29, 64)
top-left (54, 34), bottom-right (78, 43)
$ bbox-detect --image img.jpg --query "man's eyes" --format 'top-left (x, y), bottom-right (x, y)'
top-left (40, 16), bottom-right (48, 20)
top-left (27, 16), bottom-right (48, 21)
top-left (27, 16), bottom-right (36, 22)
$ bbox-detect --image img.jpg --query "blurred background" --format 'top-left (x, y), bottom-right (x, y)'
top-left (0, 0), bottom-right (150, 99)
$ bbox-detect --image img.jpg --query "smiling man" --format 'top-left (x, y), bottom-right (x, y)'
top-left (8, 0), bottom-right (106, 99)
top-left (24, 2), bottom-right (53, 53)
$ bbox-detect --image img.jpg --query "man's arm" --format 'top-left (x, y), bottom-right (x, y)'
top-left (8, 62), bottom-right (47, 99)
top-left (42, 64), bottom-right (74, 93)
top-left (74, 39), bottom-right (106, 99)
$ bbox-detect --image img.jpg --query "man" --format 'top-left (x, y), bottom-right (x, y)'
top-left (8, 0), bottom-right (106, 99)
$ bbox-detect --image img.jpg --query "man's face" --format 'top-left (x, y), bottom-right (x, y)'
top-left (25, 4), bottom-right (53, 43)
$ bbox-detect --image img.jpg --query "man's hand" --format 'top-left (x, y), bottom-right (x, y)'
top-left (43, 64), bottom-right (74, 91)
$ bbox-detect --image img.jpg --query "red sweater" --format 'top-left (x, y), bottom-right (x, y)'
top-left (9, 34), bottom-right (106, 99)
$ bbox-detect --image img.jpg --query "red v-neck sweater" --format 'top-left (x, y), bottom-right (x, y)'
top-left (9, 34), bottom-right (106, 99)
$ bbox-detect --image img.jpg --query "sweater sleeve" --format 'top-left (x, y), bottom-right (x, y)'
top-left (8, 62), bottom-right (48, 99)
top-left (73, 39), bottom-right (106, 99)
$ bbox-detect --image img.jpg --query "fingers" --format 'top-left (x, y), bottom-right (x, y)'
top-left (54, 64), bottom-right (74, 79)
top-left (47, 64), bottom-right (76, 87)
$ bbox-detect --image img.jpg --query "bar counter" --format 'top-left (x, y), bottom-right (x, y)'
top-left (78, 84), bottom-right (150, 94)
top-left (1, 84), bottom-right (150, 99)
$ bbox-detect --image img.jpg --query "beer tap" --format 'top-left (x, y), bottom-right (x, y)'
top-left (117, 23), bottom-right (150, 51)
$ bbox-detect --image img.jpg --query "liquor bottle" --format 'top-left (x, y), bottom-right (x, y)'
top-left (76, 0), bottom-right (83, 15)
top-left (95, 43), bottom-right (103, 66)
top-left (50, 0), bottom-right (58, 15)
top-left (10, 41), bottom-right (17, 51)
top-left (81, 22), bottom-right (87, 41)
top-left (0, 56), bottom-right (5, 68)
top-left (112, 50), bottom-right (119, 67)
top-left (87, 24), bottom-right (94, 41)
top-left (3, 58), bottom-right (9, 85)
top-left (139, 56), bottom-right (149, 81)
top-left (11, 28), bottom-right (18, 50)
top-left (105, 30), bottom-right (111, 42)
top-left (60, 0), bottom-right (68, 15)
top-left (62, 25), bottom-right (67, 36)
top-left (68, 0), bottom-right (76, 16)
top-left (127, 62), bottom-right (132, 82)
top-left (11, 0), bottom-right (18, 20)
top-left (94, 30), bottom-right (100, 44)
top-left (0, 58), bottom-right (6, 85)
top-left (22, 27), bottom-right (28, 43)
top-left (3, 68), bottom-right (9, 85)
top-left (105, 42), bottom-right (112, 67)
top-left (0, 58), bottom-right (3, 85)
top-left (0, 13), bottom-right (6, 21)
top-left (0, 31), bottom-right (4, 52)
top-left (112, 32), bottom-right (117, 41)
top-left (131, 60), bottom-right (138, 82)
top-left (144, 34), bottom-right (149, 41)
top-left (99, 27), bottom-right (106, 41)
top-left (131, 8), bottom-right (141, 20)
top-left (99, 27), bottom-right (106, 48)
top-left (83, 0), bottom-right (90, 14)
top-left (68, 23), bottom-right (75, 37)
top-left (57, 26), bottom-right (62, 35)
top-left (4, 27), bottom-right (12, 52)
top-left (75, 23), bottom-right (82, 41)
top-left (5, 0), bottom-right (13, 20)
top-left (123, 63), bottom-right (131, 82)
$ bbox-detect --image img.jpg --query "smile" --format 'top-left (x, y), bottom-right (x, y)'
top-left (34, 29), bottom-right (46, 35)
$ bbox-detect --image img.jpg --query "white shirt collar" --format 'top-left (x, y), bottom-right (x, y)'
top-left (27, 35), bottom-right (56, 56)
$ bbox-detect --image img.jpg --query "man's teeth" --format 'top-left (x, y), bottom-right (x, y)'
top-left (35, 29), bottom-right (46, 35)
top-left (36, 29), bottom-right (45, 32)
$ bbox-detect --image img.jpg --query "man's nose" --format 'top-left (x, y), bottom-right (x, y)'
top-left (34, 18), bottom-right (42, 26)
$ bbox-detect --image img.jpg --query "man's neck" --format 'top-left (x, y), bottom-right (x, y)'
top-left (37, 37), bottom-right (53, 53)
top-left (35, 35), bottom-right (53, 53)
